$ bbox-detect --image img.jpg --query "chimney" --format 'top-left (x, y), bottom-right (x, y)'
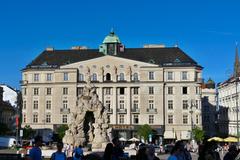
top-left (0, 87), bottom-right (3, 102)
top-left (71, 46), bottom-right (88, 50)
top-left (45, 47), bottom-right (54, 51)
top-left (143, 44), bottom-right (165, 48)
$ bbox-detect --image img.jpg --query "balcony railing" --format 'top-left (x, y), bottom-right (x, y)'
top-left (117, 108), bottom-right (127, 113)
top-left (146, 108), bottom-right (157, 113)
top-left (106, 108), bottom-right (113, 114)
top-left (131, 108), bottom-right (140, 113)
top-left (60, 108), bottom-right (70, 114)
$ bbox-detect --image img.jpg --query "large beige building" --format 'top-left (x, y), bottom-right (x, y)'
top-left (21, 31), bottom-right (203, 142)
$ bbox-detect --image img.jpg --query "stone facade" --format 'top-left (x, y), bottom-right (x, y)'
top-left (21, 32), bottom-right (203, 142)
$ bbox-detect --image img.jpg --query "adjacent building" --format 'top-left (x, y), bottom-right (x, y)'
top-left (201, 79), bottom-right (217, 137)
top-left (218, 47), bottom-right (240, 136)
top-left (21, 31), bottom-right (203, 141)
top-left (0, 86), bottom-right (16, 130)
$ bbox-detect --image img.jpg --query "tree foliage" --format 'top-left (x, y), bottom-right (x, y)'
top-left (192, 126), bottom-right (205, 142)
top-left (56, 124), bottom-right (68, 140)
top-left (137, 124), bottom-right (153, 142)
top-left (23, 125), bottom-right (35, 139)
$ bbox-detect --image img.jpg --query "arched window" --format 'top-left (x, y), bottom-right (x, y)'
top-left (119, 73), bottom-right (125, 81)
top-left (79, 73), bottom-right (84, 81)
top-left (106, 73), bottom-right (111, 81)
top-left (133, 73), bottom-right (138, 81)
top-left (92, 73), bottom-right (97, 81)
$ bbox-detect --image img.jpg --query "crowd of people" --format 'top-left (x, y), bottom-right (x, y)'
top-left (27, 135), bottom-right (240, 160)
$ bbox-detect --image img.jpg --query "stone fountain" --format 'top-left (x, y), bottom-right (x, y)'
top-left (63, 68), bottom-right (110, 149)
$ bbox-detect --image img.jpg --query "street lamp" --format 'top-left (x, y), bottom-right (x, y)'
top-left (189, 99), bottom-right (196, 141)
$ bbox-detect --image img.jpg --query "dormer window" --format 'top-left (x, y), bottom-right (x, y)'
top-left (119, 73), bottom-right (125, 81)
top-left (133, 73), bottom-right (139, 81)
top-left (106, 73), bottom-right (111, 81)
top-left (92, 73), bottom-right (97, 81)
top-left (79, 74), bottom-right (84, 81)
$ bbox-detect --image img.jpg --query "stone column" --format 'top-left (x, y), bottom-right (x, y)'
top-left (112, 87), bottom-right (117, 124)
top-left (126, 87), bottom-right (131, 125)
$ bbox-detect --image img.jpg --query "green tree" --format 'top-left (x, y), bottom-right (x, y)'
top-left (192, 126), bottom-right (205, 142)
top-left (56, 124), bottom-right (68, 140)
top-left (23, 125), bottom-right (36, 139)
top-left (137, 124), bottom-right (153, 142)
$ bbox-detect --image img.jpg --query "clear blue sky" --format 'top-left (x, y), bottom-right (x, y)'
top-left (0, 0), bottom-right (240, 89)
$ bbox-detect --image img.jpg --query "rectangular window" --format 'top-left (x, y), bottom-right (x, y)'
top-left (46, 115), bottom-right (51, 123)
top-left (168, 100), bottom-right (173, 110)
top-left (149, 100), bottom-right (154, 109)
top-left (133, 87), bottom-right (138, 95)
top-left (149, 71), bottom-right (154, 80)
top-left (46, 88), bottom-right (52, 95)
top-left (167, 72), bottom-right (173, 80)
top-left (182, 87), bottom-right (188, 94)
top-left (133, 100), bottom-right (139, 109)
top-left (168, 115), bottom-right (173, 124)
top-left (195, 100), bottom-right (199, 109)
top-left (119, 87), bottom-right (125, 95)
top-left (63, 88), bottom-right (68, 95)
top-left (119, 115), bottom-right (124, 124)
top-left (182, 71), bottom-right (188, 80)
top-left (33, 101), bottom-right (38, 109)
top-left (23, 101), bottom-right (26, 109)
top-left (119, 100), bottom-right (124, 109)
top-left (33, 114), bottom-right (38, 123)
top-left (34, 73), bottom-right (39, 82)
top-left (183, 115), bottom-right (188, 124)
top-left (183, 100), bottom-right (188, 109)
top-left (105, 88), bottom-right (111, 95)
top-left (133, 115), bottom-right (139, 124)
top-left (149, 115), bottom-right (154, 124)
top-left (23, 114), bottom-right (26, 123)
top-left (46, 73), bottom-right (52, 81)
top-left (196, 115), bottom-right (199, 124)
top-left (149, 87), bottom-right (154, 95)
top-left (46, 100), bottom-right (51, 110)
top-left (77, 87), bottom-right (84, 96)
top-left (33, 88), bottom-right (39, 95)
top-left (62, 115), bottom-right (67, 123)
top-left (63, 72), bottom-right (68, 81)
top-left (105, 100), bottom-right (111, 110)
top-left (167, 87), bottom-right (173, 94)
top-left (63, 100), bottom-right (68, 109)
top-left (23, 88), bottom-right (27, 95)
top-left (196, 87), bottom-right (201, 94)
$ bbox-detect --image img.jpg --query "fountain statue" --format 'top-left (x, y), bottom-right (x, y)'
top-left (63, 68), bottom-right (109, 149)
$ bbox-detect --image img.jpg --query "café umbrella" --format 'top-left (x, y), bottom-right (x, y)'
top-left (128, 137), bottom-right (140, 142)
top-left (207, 137), bottom-right (224, 142)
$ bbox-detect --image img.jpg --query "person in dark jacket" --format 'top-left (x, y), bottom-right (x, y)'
top-left (224, 144), bottom-right (238, 160)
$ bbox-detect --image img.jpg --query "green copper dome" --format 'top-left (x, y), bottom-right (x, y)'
top-left (103, 31), bottom-right (121, 44)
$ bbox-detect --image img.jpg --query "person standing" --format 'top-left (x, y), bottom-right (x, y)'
top-left (28, 135), bottom-right (43, 160)
top-left (223, 145), bottom-right (238, 160)
top-left (112, 137), bottom-right (124, 160)
top-left (147, 145), bottom-right (160, 160)
top-left (72, 145), bottom-right (84, 160)
top-left (102, 143), bottom-right (114, 160)
top-left (51, 142), bottom-right (67, 160)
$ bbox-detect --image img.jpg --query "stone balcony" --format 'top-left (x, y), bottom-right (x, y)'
top-left (146, 108), bottom-right (157, 113)
top-left (60, 108), bottom-right (70, 114)
top-left (117, 108), bottom-right (127, 114)
top-left (131, 108), bottom-right (140, 113)
top-left (106, 108), bottom-right (113, 114)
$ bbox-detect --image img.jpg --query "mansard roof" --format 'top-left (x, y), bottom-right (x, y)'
top-left (24, 47), bottom-right (201, 70)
